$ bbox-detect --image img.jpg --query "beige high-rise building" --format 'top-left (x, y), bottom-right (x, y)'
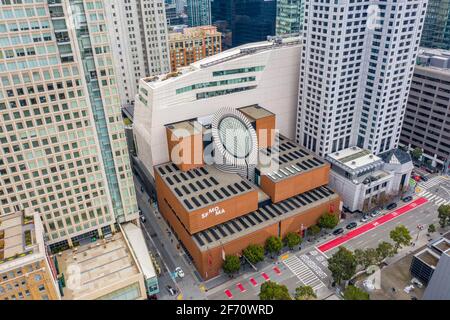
top-left (0, 0), bottom-right (139, 252)
top-left (168, 26), bottom-right (221, 71)
top-left (0, 210), bottom-right (60, 300)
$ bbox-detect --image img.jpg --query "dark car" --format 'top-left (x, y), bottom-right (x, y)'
top-left (402, 196), bottom-right (413, 203)
top-left (166, 285), bottom-right (177, 296)
top-left (421, 175), bottom-right (429, 182)
top-left (346, 222), bottom-right (357, 230)
top-left (332, 228), bottom-right (344, 236)
top-left (386, 203), bottom-right (397, 210)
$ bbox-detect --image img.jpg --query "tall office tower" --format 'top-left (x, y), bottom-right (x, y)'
top-left (0, 0), bottom-right (138, 251)
top-left (421, 0), bottom-right (450, 49)
top-left (104, 0), bottom-right (170, 105)
top-left (296, 0), bottom-right (428, 158)
top-left (276, 0), bottom-right (304, 36)
top-left (400, 49), bottom-right (450, 174)
top-left (212, 0), bottom-right (277, 47)
top-left (187, 0), bottom-right (211, 27)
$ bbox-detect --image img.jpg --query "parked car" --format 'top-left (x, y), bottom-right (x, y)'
top-left (370, 210), bottom-right (381, 217)
top-left (346, 222), bottom-right (357, 230)
top-left (421, 175), bottom-right (429, 182)
top-left (166, 285), bottom-right (177, 296)
top-left (332, 228), bottom-right (344, 236)
top-left (140, 215), bottom-right (146, 223)
top-left (386, 203), bottom-right (397, 210)
top-left (175, 267), bottom-right (185, 278)
top-left (402, 196), bottom-right (413, 203)
top-left (360, 214), bottom-right (369, 223)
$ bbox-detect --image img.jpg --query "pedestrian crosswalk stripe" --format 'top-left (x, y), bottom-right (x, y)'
top-left (283, 255), bottom-right (325, 292)
top-left (436, 199), bottom-right (446, 206)
top-left (428, 195), bottom-right (436, 201)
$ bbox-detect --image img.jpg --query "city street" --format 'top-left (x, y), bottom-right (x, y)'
top-left (133, 175), bottom-right (207, 300)
top-left (134, 171), bottom-right (448, 300)
top-left (204, 176), bottom-right (449, 300)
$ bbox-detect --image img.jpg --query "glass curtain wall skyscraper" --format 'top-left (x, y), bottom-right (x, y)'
top-left (187, 0), bottom-right (211, 27)
top-left (276, 0), bottom-right (303, 36)
top-left (212, 0), bottom-right (276, 47)
top-left (0, 0), bottom-right (138, 250)
top-left (421, 0), bottom-right (450, 49)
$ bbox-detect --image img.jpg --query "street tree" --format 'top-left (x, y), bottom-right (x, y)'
top-left (309, 225), bottom-right (321, 238)
top-left (318, 212), bottom-right (339, 229)
top-left (376, 241), bottom-right (395, 262)
top-left (294, 286), bottom-right (317, 300)
top-left (390, 225), bottom-right (412, 252)
top-left (428, 224), bottom-right (436, 234)
top-left (355, 248), bottom-right (379, 270)
top-left (265, 236), bottom-right (283, 258)
top-left (343, 285), bottom-right (370, 300)
top-left (410, 147), bottom-right (423, 161)
top-left (284, 232), bottom-right (302, 250)
top-left (328, 246), bottom-right (357, 285)
top-left (259, 281), bottom-right (292, 300)
top-left (222, 255), bottom-right (241, 276)
top-left (243, 244), bottom-right (265, 265)
top-left (437, 204), bottom-right (450, 228)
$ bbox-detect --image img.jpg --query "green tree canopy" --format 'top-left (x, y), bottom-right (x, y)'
top-left (284, 232), bottom-right (302, 249)
top-left (428, 224), bottom-right (436, 234)
top-left (354, 248), bottom-right (379, 270)
top-left (410, 147), bottom-right (423, 160)
top-left (343, 285), bottom-right (370, 300)
top-left (309, 225), bottom-right (321, 237)
top-left (438, 204), bottom-right (450, 228)
top-left (243, 244), bottom-right (265, 265)
top-left (390, 225), bottom-right (412, 252)
top-left (318, 212), bottom-right (340, 229)
top-left (222, 255), bottom-right (241, 275)
top-left (328, 246), bottom-right (357, 285)
top-left (259, 281), bottom-right (292, 300)
top-left (294, 286), bottom-right (317, 300)
top-left (376, 241), bottom-right (395, 262)
top-left (265, 236), bottom-right (283, 256)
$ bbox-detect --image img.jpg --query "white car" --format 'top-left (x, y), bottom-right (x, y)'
top-left (175, 267), bottom-right (184, 278)
top-left (140, 215), bottom-right (146, 223)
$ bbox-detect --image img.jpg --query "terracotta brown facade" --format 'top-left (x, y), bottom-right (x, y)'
top-left (260, 164), bottom-right (330, 203)
top-left (154, 106), bottom-right (341, 280)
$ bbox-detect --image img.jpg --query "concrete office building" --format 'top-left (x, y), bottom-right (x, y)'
top-left (326, 147), bottom-right (413, 212)
top-left (104, 0), bottom-right (171, 105)
top-left (297, 0), bottom-right (428, 157)
top-left (133, 36), bottom-right (302, 186)
top-left (400, 49), bottom-right (450, 174)
top-left (421, 0), bottom-right (450, 50)
top-left (153, 106), bottom-right (341, 279)
top-left (276, 0), bottom-right (303, 36)
top-left (0, 0), bottom-right (138, 250)
top-left (187, 0), bottom-right (211, 27)
top-left (168, 26), bottom-right (222, 71)
top-left (0, 210), bottom-right (60, 300)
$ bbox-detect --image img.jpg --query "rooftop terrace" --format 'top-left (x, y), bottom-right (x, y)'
top-left (0, 211), bottom-right (38, 264)
top-left (327, 146), bottom-right (384, 174)
top-left (57, 232), bottom-right (141, 300)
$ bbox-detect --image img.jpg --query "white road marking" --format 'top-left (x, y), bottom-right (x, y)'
top-left (283, 256), bottom-right (325, 291)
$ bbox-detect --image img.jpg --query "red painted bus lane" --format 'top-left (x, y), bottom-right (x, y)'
top-left (317, 197), bottom-right (428, 253)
